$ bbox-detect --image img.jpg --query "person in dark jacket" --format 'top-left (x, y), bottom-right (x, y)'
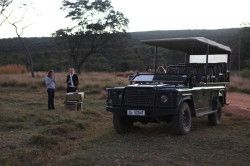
top-left (44, 70), bottom-right (56, 110)
top-left (66, 68), bottom-right (79, 93)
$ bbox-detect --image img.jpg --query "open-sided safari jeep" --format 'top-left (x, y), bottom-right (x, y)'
top-left (106, 37), bottom-right (231, 135)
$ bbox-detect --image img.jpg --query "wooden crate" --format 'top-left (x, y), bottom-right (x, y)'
top-left (65, 92), bottom-right (85, 111)
top-left (66, 92), bottom-right (85, 102)
top-left (65, 101), bottom-right (83, 111)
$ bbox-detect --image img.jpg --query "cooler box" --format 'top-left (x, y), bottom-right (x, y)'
top-left (65, 92), bottom-right (85, 111)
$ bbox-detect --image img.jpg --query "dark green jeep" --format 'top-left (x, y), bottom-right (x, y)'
top-left (106, 37), bottom-right (231, 135)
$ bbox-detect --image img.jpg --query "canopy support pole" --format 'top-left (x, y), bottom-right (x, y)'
top-left (185, 54), bottom-right (189, 64)
top-left (205, 44), bottom-right (210, 83)
top-left (227, 52), bottom-right (231, 82)
top-left (154, 45), bottom-right (158, 73)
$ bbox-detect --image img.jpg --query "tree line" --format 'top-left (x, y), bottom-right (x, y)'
top-left (1, 27), bottom-right (250, 72)
top-left (0, 0), bottom-right (250, 73)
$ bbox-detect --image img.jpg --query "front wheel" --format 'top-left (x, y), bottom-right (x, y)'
top-left (172, 102), bottom-right (192, 135)
top-left (208, 102), bottom-right (222, 126)
top-left (113, 113), bottom-right (133, 134)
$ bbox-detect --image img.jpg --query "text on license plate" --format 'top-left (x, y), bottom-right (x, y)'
top-left (127, 110), bottom-right (145, 116)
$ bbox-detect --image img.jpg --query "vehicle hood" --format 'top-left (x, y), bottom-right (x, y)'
top-left (107, 84), bottom-right (186, 91)
top-left (127, 84), bottom-right (185, 89)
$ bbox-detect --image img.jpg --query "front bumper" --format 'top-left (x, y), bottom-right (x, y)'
top-left (106, 106), bottom-right (177, 117)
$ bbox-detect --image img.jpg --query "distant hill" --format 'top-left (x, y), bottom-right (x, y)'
top-left (0, 28), bottom-right (249, 71)
top-left (131, 28), bottom-right (239, 41)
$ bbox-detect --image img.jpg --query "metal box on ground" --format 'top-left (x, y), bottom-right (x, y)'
top-left (66, 92), bottom-right (85, 101)
top-left (65, 92), bottom-right (85, 111)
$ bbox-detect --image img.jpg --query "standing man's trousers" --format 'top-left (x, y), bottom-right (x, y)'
top-left (47, 88), bottom-right (55, 109)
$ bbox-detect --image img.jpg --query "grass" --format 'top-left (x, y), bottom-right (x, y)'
top-left (0, 72), bottom-right (249, 165)
top-left (239, 69), bottom-right (250, 79)
top-left (0, 72), bottom-right (125, 165)
top-left (229, 71), bottom-right (250, 94)
top-left (29, 134), bottom-right (60, 147)
top-left (0, 64), bottom-right (28, 74)
top-left (60, 116), bottom-right (250, 166)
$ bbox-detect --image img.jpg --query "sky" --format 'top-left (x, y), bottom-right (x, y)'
top-left (0, 0), bottom-right (249, 38)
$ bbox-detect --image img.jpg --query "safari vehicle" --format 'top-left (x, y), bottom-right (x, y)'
top-left (106, 37), bottom-right (231, 135)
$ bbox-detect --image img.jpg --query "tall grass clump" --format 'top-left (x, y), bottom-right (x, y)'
top-left (29, 134), bottom-right (60, 147)
top-left (239, 69), bottom-right (250, 79)
top-left (229, 72), bottom-right (250, 94)
top-left (0, 64), bottom-right (28, 74)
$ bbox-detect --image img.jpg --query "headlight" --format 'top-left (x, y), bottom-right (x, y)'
top-left (107, 90), bottom-right (123, 106)
top-left (161, 95), bottom-right (168, 103)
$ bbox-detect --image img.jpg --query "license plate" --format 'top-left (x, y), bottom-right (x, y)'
top-left (127, 110), bottom-right (145, 116)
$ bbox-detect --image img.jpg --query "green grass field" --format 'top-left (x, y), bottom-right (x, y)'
top-left (0, 72), bottom-right (249, 165)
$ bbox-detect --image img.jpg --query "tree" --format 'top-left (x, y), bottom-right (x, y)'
top-left (0, 0), bottom-right (12, 26)
top-left (239, 27), bottom-right (250, 69)
top-left (54, 0), bottom-right (129, 73)
top-left (7, 17), bottom-right (35, 77)
top-left (0, 0), bottom-right (35, 77)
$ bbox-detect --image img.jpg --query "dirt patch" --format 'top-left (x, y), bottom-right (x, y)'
top-left (225, 92), bottom-right (250, 118)
top-left (224, 105), bottom-right (250, 118)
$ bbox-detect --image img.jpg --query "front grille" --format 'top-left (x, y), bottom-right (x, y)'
top-left (124, 88), bottom-right (154, 106)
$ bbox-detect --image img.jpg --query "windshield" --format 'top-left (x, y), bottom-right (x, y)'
top-left (132, 74), bottom-right (187, 83)
top-left (189, 54), bottom-right (228, 63)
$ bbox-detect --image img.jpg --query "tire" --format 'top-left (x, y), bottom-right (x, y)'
top-left (113, 113), bottom-right (133, 134)
top-left (208, 102), bottom-right (222, 126)
top-left (172, 102), bottom-right (192, 135)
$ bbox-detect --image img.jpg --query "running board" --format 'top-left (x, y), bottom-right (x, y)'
top-left (196, 110), bottom-right (217, 117)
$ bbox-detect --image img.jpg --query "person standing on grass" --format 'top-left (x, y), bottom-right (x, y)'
top-left (45, 70), bottom-right (56, 110)
top-left (66, 68), bottom-right (79, 93)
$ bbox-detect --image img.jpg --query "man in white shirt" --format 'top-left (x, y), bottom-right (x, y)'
top-left (45, 70), bottom-right (56, 110)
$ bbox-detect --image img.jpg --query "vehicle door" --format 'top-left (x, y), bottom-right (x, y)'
top-left (192, 87), bottom-right (210, 113)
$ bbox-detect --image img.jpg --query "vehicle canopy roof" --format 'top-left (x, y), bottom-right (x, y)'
top-left (141, 37), bottom-right (231, 55)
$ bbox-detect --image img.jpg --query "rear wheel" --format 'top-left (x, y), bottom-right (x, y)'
top-left (172, 102), bottom-right (192, 135)
top-left (113, 113), bottom-right (133, 134)
top-left (208, 102), bottom-right (222, 125)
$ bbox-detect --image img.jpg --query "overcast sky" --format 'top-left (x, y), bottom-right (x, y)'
top-left (0, 0), bottom-right (249, 38)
